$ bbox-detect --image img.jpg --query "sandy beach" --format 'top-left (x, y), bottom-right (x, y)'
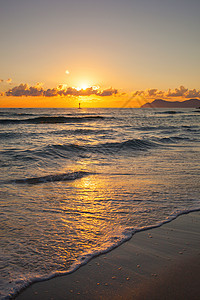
top-left (14, 211), bottom-right (200, 300)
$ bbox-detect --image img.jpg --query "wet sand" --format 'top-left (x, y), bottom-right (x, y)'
top-left (15, 211), bottom-right (200, 300)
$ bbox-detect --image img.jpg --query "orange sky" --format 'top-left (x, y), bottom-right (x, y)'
top-left (1, 0), bottom-right (200, 108)
top-left (0, 93), bottom-right (146, 109)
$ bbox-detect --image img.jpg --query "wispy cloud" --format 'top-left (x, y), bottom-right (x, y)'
top-left (0, 78), bottom-right (12, 84)
top-left (133, 86), bottom-right (200, 99)
top-left (5, 83), bottom-right (118, 97)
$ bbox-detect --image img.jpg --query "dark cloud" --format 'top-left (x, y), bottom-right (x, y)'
top-left (147, 89), bottom-right (158, 96)
top-left (5, 84), bottom-right (118, 97)
top-left (184, 89), bottom-right (200, 98)
top-left (132, 86), bottom-right (200, 99)
top-left (6, 84), bottom-right (43, 97)
top-left (97, 88), bottom-right (118, 97)
top-left (166, 86), bottom-right (200, 98)
top-left (133, 89), bottom-right (165, 98)
top-left (43, 88), bottom-right (58, 97)
top-left (166, 86), bottom-right (188, 97)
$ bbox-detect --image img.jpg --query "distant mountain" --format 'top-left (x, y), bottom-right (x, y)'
top-left (141, 98), bottom-right (200, 108)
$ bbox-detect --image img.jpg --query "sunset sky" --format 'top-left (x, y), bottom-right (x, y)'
top-left (0, 0), bottom-right (200, 108)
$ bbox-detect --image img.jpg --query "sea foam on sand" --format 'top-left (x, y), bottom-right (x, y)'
top-left (15, 211), bottom-right (200, 300)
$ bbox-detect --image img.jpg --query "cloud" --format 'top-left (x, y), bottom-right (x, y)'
top-left (43, 88), bottom-right (58, 97)
top-left (0, 78), bottom-right (12, 83)
top-left (5, 83), bottom-right (199, 100)
top-left (165, 86), bottom-right (200, 98)
top-left (6, 84), bottom-right (43, 97)
top-left (97, 88), bottom-right (118, 96)
top-left (132, 86), bottom-right (200, 99)
top-left (5, 83), bottom-right (118, 98)
top-left (182, 88), bottom-right (200, 98)
top-left (166, 86), bottom-right (188, 97)
top-left (133, 89), bottom-right (165, 98)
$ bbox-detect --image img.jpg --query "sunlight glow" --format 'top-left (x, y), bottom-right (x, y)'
top-left (75, 83), bottom-right (89, 91)
top-left (81, 84), bottom-right (89, 90)
top-left (74, 84), bottom-right (100, 91)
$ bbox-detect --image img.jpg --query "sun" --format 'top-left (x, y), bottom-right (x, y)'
top-left (81, 83), bottom-right (89, 90)
top-left (75, 83), bottom-right (89, 91)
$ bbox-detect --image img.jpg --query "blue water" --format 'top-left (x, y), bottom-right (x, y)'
top-left (0, 108), bottom-right (200, 299)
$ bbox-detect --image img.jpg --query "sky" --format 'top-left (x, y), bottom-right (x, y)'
top-left (0, 0), bottom-right (200, 107)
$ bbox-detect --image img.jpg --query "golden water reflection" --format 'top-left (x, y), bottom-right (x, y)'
top-left (57, 173), bottom-right (131, 261)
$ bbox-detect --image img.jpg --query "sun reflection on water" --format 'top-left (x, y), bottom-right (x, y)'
top-left (56, 173), bottom-right (127, 259)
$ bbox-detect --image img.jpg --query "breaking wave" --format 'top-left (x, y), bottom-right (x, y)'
top-left (0, 115), bottom-right (105, 124)
top-left (46, 138), bottom-right (158, 156)
top-left (12, 171), bottom-right (90, 184)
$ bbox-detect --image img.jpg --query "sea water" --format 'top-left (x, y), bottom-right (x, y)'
top-left (0, 108), bottom-right (199, 299)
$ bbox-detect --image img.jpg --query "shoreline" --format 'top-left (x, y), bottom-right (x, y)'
top-left (14, 210), bottom-right (200, 300)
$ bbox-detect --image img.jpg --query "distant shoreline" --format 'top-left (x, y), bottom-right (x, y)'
top-left (141, 98), bottom-right (200, 108)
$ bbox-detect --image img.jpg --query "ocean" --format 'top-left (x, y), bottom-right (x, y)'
top-left (0, 107), bottom-right (200, 299)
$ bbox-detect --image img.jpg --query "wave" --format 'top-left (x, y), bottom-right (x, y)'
top-left (12, 171), bottom-right (90, 184)
top-left (2, 134), bottom-right (194, 165)
top-left (0, 111), bottom-right (34, 117)
top-left (0, 115), bottom-right (105, 124)
top-left (99, 139), bottom-right (156, 151)
top-left (137, 124), bottom-right (199, 132)
top-left (137, 125), bottom-right (178, 131)
top-left (52, 128), bottom-right (112, 136)
top-left (48, 138), bottom-right (158, 156)
top-left (154, 111), bottom-right (184, 115)
top-left (0, 139), bottom-right (158, 165)
top-left (45, 135), bottom-right (197, 158)
top-left (1, 139), bottom-right (158, 162)
top-left (153, 136), bottom-right (193, 144)
top-left (0, 137), bottom-right (172, 163)
top-left (0, 132), bottom-right (22, 139)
